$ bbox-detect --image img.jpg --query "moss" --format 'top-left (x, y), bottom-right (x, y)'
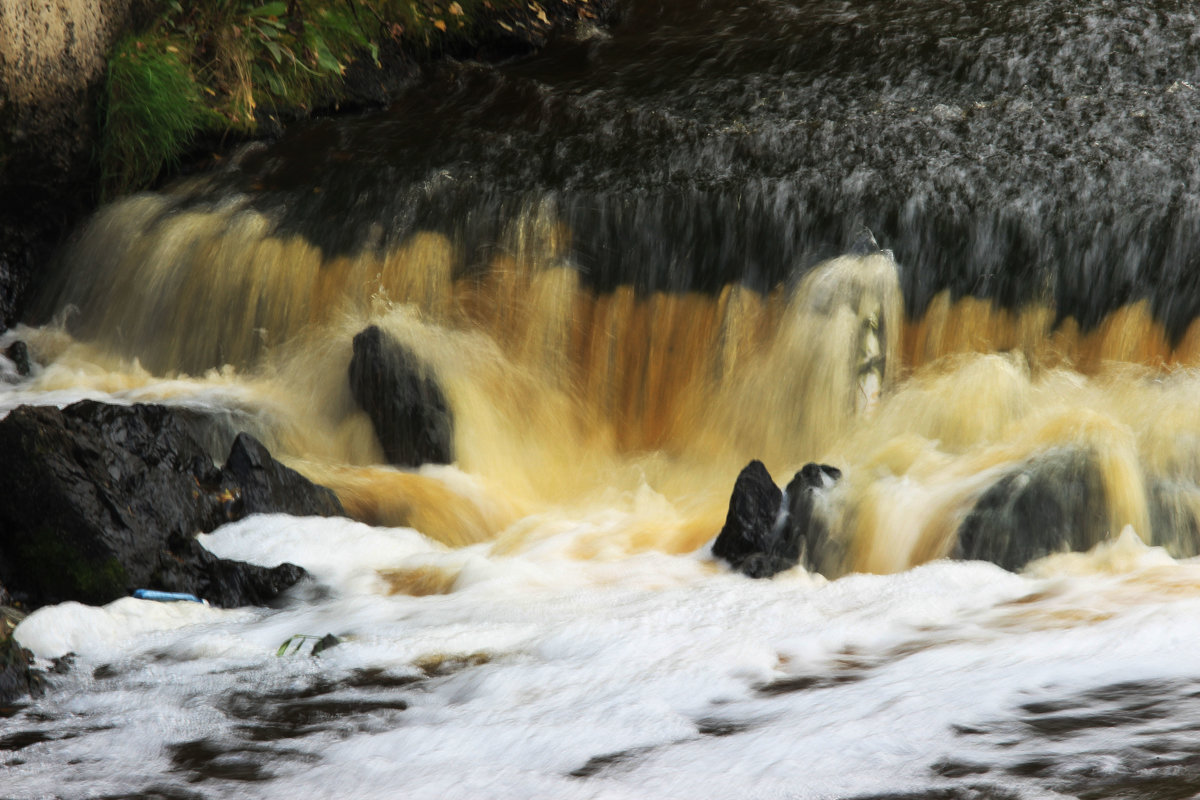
top-left (14, 527), bottom-right (129, 606)
top-left (97, 0), bottom-right (597, 199)
top-left (100, 33), bottom-right (224, 199)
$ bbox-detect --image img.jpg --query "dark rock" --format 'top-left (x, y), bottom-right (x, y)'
top-left (349, 325), bottom-right (454, 468)
top-left (4, 341), bottom-right (31, 376)
top-left (0, 580), bottom-right (35, 704)
top-left (954, 449), bottom-right (1108, 571)
top-left (785, 463), bottom-right (843, 577)
top-left (1147, 479), bottom-right (1200, 559)
top-left (222, 433), bottom-right (343, 517)
top-left (0, 400), bottom-right (344, 609)
top-left (713, 460), bottom-right (844, 579)
top-left (0, 631), bottom-right (38, 706)
top-left (1, 1), bottom-right (136, 333)
top-left (152, 534), bottom-right (310, 610)
top-left (712, 461), bottom-right (785, 575)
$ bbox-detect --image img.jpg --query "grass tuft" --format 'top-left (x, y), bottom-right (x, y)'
top-left (98, 0), bottom-right (594, 199)
top-left (100, 35), bottom-right (222, 199)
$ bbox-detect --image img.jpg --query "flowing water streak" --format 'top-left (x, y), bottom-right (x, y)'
top-left (15, 192), bottom-right (1200, 574)
top-left (9, 2), bottom-right (1200, 795)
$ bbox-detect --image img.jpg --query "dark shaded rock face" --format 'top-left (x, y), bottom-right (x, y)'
top-left (1, 582), bottom-right (36, 705)
top-left (712, 460), bottom-right (844, 579)
top-left (1147, 479), bottom-right (1200, 559)
top-left (954, 449), bottom-right (1108, 572)
top-left (712, 461), bottom-right (784, 576)
top-left (4, 341), bottom-right (31, 376)
top-left (1, 1), bottom-right (136, 333)
top-left (223, 433), bottom-right (343, 518)
top-left (349, 325), bottom-right (454, 468)
top-left (0, 631), bottom-right (37, 706)
top-left (0, 400), bottom-right (344, 609)
top-left (784, 463), bottom-right (843, 577)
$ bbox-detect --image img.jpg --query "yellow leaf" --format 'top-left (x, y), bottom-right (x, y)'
top-left (449, 2), bottom-right (463, 14)
top-left (538, 8), bottom-right (548, 22)
top-left (433, 18), bottom-right (446, 30)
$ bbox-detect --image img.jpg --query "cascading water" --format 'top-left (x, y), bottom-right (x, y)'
top-left (6, 1), bottom-right (1200, 798)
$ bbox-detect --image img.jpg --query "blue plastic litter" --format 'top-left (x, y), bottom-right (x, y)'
top-left (132, 589), bottom-right (204, 603)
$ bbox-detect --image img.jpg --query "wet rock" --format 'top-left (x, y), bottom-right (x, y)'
top-left (0, 400), bottom-right (342, 609)
top-left (349, 325), bottom-right (454, 468)
top-left (0, 582), bottom-right (35, 704)
top-left (4, 341), bottom-right (31, 376)
top-left (1146, 479), bottom-right (1200, 559)
top-left (713, 460), bottom-right (844, 578)
top-left (222, 433), bottom-right (342, 518)
top-left (784, 463), bottom-right (843, 576)
top-left (0, 629), bottom-right (38, 706)
top-left (1, 1), bottom-right (136, 332)
top-left (152, 534), bottom-right (310, 611)
top-left (712, 461), bottom-right (786, 577)
top-left (954, 450), bottom-right (1108, 571)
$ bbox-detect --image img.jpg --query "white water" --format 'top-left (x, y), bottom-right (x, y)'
top-left (8, 494), bottom-right (1200, 799)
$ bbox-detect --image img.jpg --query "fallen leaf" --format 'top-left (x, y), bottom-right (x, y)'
top-left (433, 18), bottom-right (446, 30)
top-left (449, 2), bottom-right (463, 14)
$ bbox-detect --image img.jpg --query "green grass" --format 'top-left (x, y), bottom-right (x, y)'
top-left (100, 34), bottom-right (223, 199)
top-left (97, 0), bottom-right (560, 199)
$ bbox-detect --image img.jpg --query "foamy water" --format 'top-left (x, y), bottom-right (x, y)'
top-left (8, 505), bottom-right (1200, 799)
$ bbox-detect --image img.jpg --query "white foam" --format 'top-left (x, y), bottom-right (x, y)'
top-left (14, 597), bottom-right (241, 660)
top-left (10, 517), bottom-right (1200, 798)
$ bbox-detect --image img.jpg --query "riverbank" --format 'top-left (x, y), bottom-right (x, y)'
top-left (0, 0), bottom-right (616, 334)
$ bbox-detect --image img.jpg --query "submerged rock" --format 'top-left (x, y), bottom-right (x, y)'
top-left (4, 341), bottom-right (31, 376)
top-left (349, 325), bottom-right (454, 468)
top-left (0, 401), bottom-right (343, 609)
top-left (954, 449), bottom-right (1108, 571)
top-left (1147, 479), bottom-right (1200, 559)
top-left (712, 460), bottom-right (843, 578)
top-left (784, 463), bottom-right (843, 576)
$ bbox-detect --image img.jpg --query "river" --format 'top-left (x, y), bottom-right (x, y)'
top-left (5, 1), bottom-right (1200, 797)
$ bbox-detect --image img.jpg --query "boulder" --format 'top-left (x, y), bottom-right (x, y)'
top-left (349, 325), bottom-right (454, 468)
top-left (1147, 478), bottom-right (1200, 559)
top-left (953, 449), bottom-right (1107, 571)
top-left (711, 461), bottom-right (788, 577)
top-left (784, 463), bottom-right (843, 576)
top-left (4, 341), bottom-right (31, 376)
top-left (712, 460), bottom-right (844, 579)
top-left (0, 400), bottom-right (344, 609)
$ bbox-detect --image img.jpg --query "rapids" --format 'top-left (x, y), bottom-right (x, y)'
top-left (6, 0), bottom-right (1200, 797)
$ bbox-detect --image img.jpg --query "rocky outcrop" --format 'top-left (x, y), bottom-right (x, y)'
top-left (953, 449), bottom-right (1107, 571)
top-left (0, 583), bottom-right (36, 705)
top-left (222, 432), bottom-right (343, 518)
top-left (349, 325), bottom-right (454, 468)
top-left (712, 461), bottom-right (784, 577)
top-left (0, 0), bottom-right (136, 331)
top-left (782, 463), bottom-right (843, 576)
top-left (0, 400), bottom-right (344, 610)
top-left (712, 460), bottom-right (843, 578)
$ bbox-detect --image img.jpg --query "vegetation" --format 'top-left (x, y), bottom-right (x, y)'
top-left (99, 0), bottom-right (565, 198)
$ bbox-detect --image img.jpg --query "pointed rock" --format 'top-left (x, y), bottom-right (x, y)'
top-left (349, 325), bottom-right (454, 468)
